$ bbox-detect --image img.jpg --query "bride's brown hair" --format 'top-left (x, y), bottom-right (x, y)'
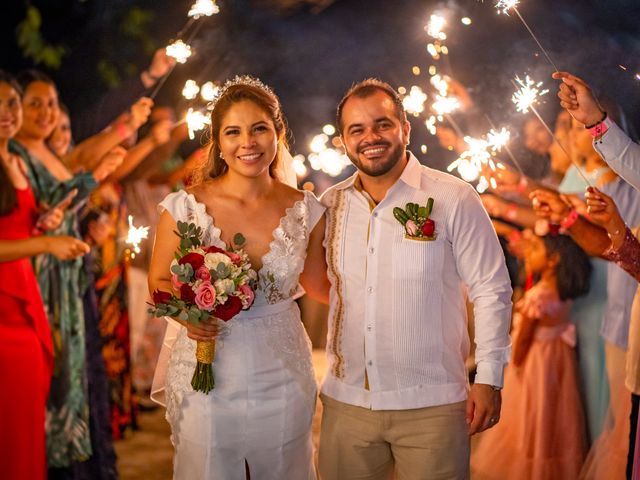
top-left (194, 79), bottom-right (289, 185)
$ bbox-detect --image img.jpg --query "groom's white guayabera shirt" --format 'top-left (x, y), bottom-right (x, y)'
top-left (320, 153), bottom-right (513, 410)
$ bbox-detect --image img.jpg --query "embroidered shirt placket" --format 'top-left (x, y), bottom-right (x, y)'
top-left (354, 177), bottom-right (378, 391)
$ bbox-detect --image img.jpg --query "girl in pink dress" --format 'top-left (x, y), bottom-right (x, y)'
top-left (472, 231), bottom-right (592, 479)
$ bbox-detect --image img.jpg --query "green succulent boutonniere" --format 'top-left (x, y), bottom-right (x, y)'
top-left (393, 197), bottom-right (437, 241)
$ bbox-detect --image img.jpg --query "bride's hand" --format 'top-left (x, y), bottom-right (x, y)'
top-left (185, 319), bottom-right (219, 342)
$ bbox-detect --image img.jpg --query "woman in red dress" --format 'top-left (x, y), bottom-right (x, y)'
top-left (0, 71), bottom-right (89, 480)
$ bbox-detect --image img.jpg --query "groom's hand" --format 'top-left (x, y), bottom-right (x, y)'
top-left (466, 383), bottom-right (502, 435)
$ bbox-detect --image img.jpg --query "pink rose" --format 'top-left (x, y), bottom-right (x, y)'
top-left (171, 273), bottom-right (184, 291)
top-left (195, 282), bottom-right (216, 311)
top-left (405, 219), bottom-right (418, 236)
top-left (195, 265), bottom-right (212, 282)
top-left (239, 284), bottom-right (255, 308)
top-left (226, 251), bottom-right (242, 265)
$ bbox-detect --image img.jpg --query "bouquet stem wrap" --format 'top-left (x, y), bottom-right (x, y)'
top-left (191, 339), bottom-right (216, 393)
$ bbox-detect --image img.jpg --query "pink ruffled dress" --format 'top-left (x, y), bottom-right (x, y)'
top-left (471, 283), bottom-right (587, 479)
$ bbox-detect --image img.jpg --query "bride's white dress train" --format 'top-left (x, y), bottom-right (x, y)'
top-left (151, 189), bottom-right (324, 479)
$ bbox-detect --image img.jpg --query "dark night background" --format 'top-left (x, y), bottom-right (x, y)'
top-left (2, 0), bottom-right (640, 179)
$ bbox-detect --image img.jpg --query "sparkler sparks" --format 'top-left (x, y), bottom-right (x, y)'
top-left (185, 108), bottom-right (211, 140)
top-left (200, 81), bottom-right (219, 102)
top-left (426, 14), bottom-right (447, 40)
top-left (126, 216), bottom-right (149, 257)
top-left (402, 86), bottom-right (428, 116)
top-left (511, 75), bottom-right (548, 113)
top-left (182, 79), bottom-right (200, 100)
top-left (188, 0), bottom-right (220, 19)
top-left (486, 127), bottom-right (511, 152)
top-left (495, 0), bottom-right (519, 15)
top-left (165, 40), bottom-right (192, 64)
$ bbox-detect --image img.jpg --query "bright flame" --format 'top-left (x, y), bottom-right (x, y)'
top-left (182, 79), bottom-right (200, 100)
top-left (476, 175), bottom-right (489, 193)
top-left (495, 0), bottom-right (519, 15)
top-left (185, 108), bottom-right (211, 140)
top-left (200, 81), bottom-right (219, 101)
top-left (165, 40), bottom-right (192, 64)
top-left (461, 17), bottom-right (472, 25)
top-left (512, 75), bottom-right (549, 113)
top-left (402, 86), bottom-right (428, 116)
top-left (126, 215), bottom-right (150, 256)
top-left (188, 0), bottom-right (220, 18)
top-left (426, 14), bottom-right (447, 40)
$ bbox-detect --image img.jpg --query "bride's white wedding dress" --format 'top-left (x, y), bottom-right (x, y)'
top-left (151, 189), bottom-right (324, 479)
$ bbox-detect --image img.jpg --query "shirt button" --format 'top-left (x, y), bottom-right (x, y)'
top-left (368, 247), bottom-right (374, 254)
top-left (373, 212), bottom-right (379, 218)
top-left (367, 361), bottom-right (373, 366)
top-left (367, 325), bottom-right (372, 331)
top-left (367, 287), bottom-right (373, 293)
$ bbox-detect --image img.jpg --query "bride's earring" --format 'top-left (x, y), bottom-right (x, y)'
top-left (219, 152), bottom-right (225, 160)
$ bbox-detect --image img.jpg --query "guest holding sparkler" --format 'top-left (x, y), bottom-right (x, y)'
top-left (9, 69), bottom-right (152, 475)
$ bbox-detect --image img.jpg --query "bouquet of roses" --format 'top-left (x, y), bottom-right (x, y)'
top-left (150, 221), bottom-right (257, 393)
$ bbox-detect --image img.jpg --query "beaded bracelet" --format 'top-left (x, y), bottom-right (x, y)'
top-left (560, 209), bottom-right (579, 230)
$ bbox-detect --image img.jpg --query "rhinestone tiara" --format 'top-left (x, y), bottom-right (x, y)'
top-left (207, 75), bottom-right (277, 111)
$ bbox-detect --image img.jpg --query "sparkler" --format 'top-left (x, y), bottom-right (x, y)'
top-left (185, 107), bottom-right (211, 140)
top-left (126, 215), bottom-right (150, 258)
top-left (495, 0), bottom-right (559, 72)
top-left (150, 0), bottom-right (220, 100)
top-left (200, 81), bottom-right (219, 102)
top-left (166, 40), bottom-right (192, 64)
top-left (426, 14), bottom-right (447, 40)
top-left (511, 76), bottom-right (592, 186)
top-left (182, 79), bottom-right (200, 100)
top-left (402, 86), bottom-right (428, 116)
top-left (188, 0), bottom-right (220, 19)
top-left (484, 115), bottom-right (526, 176)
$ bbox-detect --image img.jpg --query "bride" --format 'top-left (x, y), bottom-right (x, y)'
top-left (147, 76), bottom-right (328, 479)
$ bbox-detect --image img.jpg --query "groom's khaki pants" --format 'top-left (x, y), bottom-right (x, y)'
top-left (318, 394), bottom-right (470, 480)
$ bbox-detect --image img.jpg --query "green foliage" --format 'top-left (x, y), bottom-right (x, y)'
top-left (16, 6), bottom-right (66, 69)
top-left (121, 7), bottom-right (156, 55)
top-left (175, 221), bottom-right (204, 252)
top-left (233, 233), bottom-right (246, 247)
top-left (97, 59), bottom-right (121, 88)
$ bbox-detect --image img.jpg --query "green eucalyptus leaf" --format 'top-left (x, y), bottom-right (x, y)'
top-left (233, 233), bottom-right (246, 247)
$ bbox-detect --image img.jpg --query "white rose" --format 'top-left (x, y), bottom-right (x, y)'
top-left (205, 252), bottom-right (232, 270)
top-left (214, 278), bottom-right (235, 295)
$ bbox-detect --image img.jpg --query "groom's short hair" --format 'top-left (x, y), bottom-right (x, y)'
top-left (336, 78), bottom-right (407, 134)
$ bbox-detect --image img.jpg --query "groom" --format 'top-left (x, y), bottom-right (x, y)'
top-left (318, 79), bottom-right (513, 479)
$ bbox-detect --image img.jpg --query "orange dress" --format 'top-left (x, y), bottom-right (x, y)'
top-left (471, 284), bottom-right (587, 479)
top-left (0, 186), bottom-right (53, 480)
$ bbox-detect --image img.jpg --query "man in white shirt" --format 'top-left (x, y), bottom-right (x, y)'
top-left (318, 79), bottom-right (513, 479)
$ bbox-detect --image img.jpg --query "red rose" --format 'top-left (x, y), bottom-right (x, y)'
top-left (421, 219), bottom-right (435, 237)
top-left (213, 295), bottom-right (243, 321)
top-left (178, 252), bottom-right (205, 271)
top-left (180, 283), bottom-right (196, 303)
top-left (152, 289), bottom-right (172, 305)
top-left (205, 246), bottom-right (226, 254)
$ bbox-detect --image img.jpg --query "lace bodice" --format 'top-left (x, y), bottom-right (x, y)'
top-left (153, 189), bottom-right (325, 439)
top-left (158, 189), bottom-right (324, 306)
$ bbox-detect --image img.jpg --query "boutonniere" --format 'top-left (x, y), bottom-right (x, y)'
top-left (393, 197), bottom-right (437, 241)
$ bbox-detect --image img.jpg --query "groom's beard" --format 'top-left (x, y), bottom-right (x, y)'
top-left (346, 141), bottom-right (405, 177)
